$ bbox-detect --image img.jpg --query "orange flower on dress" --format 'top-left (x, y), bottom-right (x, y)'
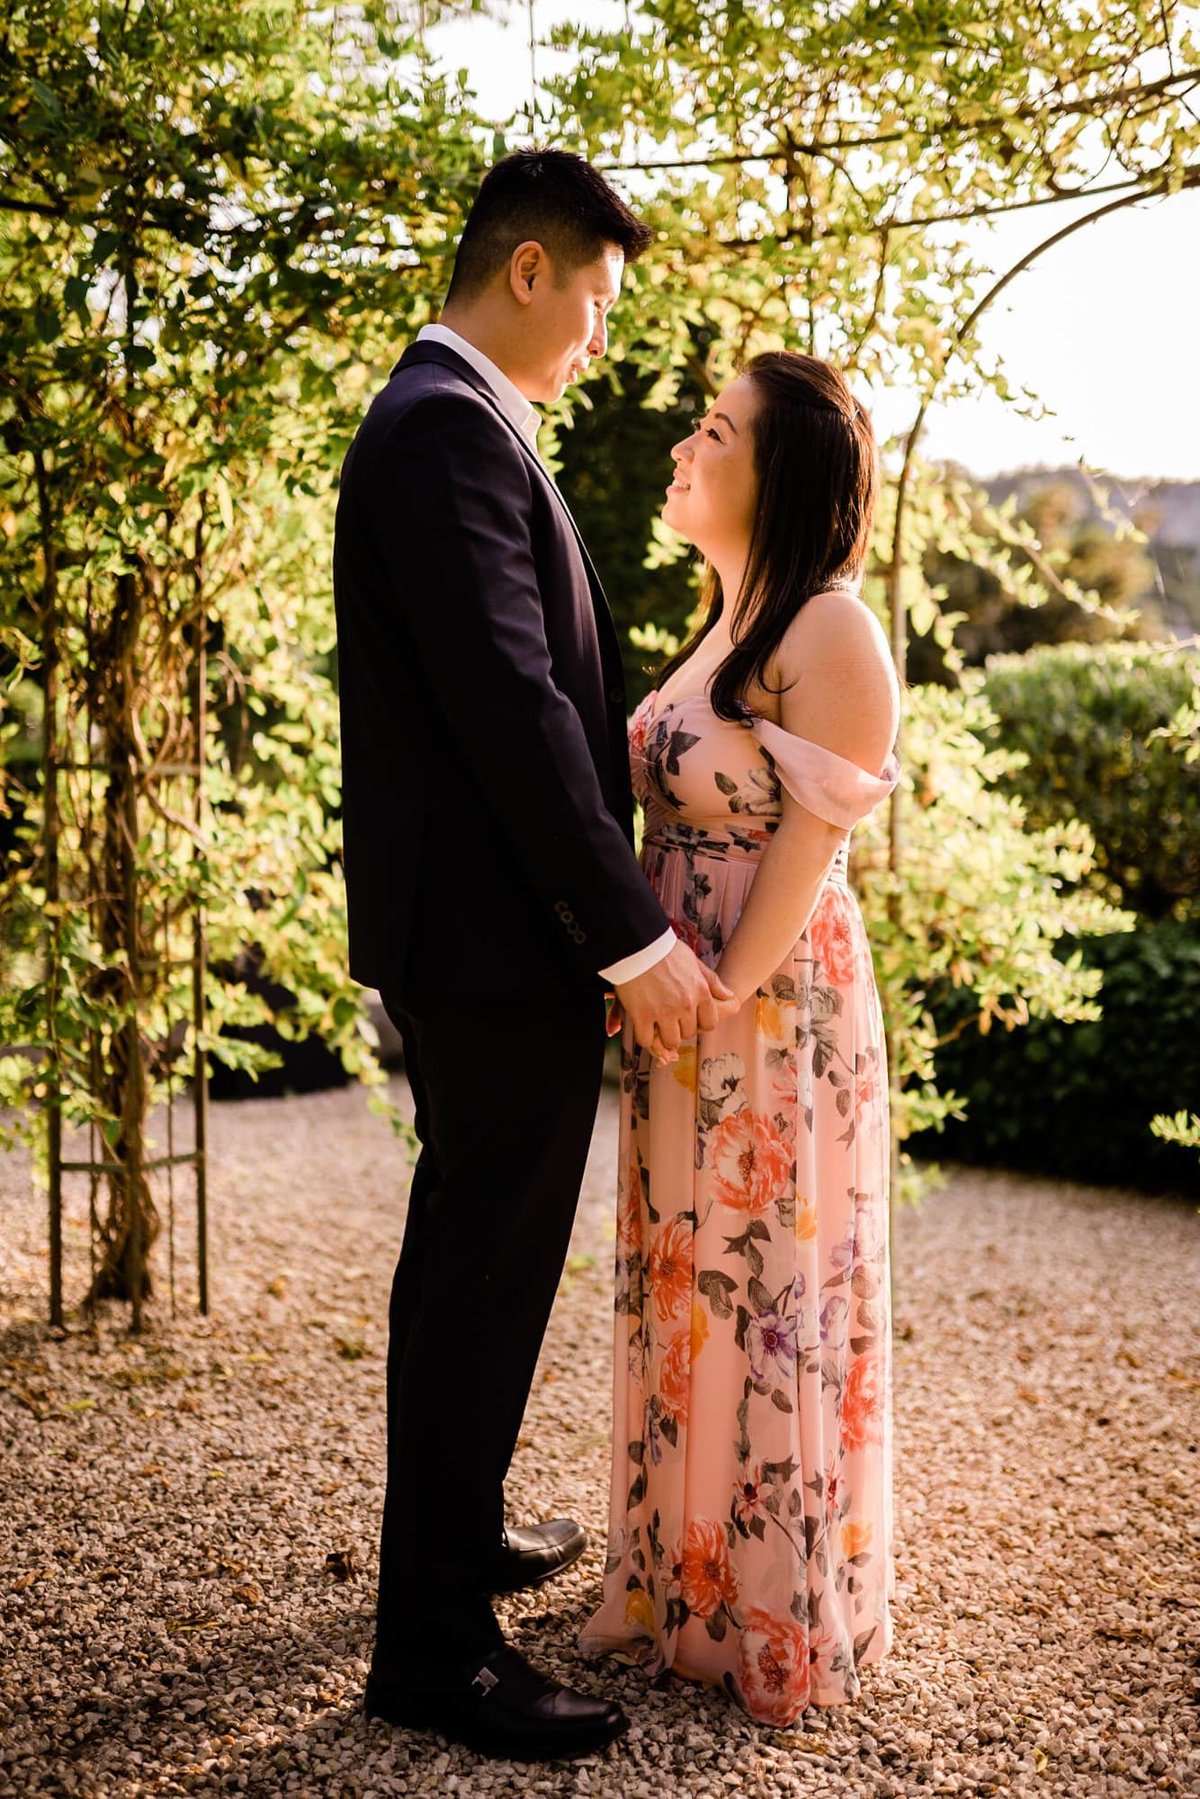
top-left (672, 1043), bottom-right (698, 1092)
top-left (624, 1586), bottom-right (655, 1633)
top-left (793, 1192), bottom-right (818, 1242)
top-left (709, 1108), bottom-right (792, 1217)
top-left (839, 1517), bottom-right (874, 1561)
top-left (737, 1607), bottom-right (810, 1726)
top-left (648, 1215), bottom-right (693, 1322)
top-left (841, 1349), bottom-right (886, 1451)
top-left (854, 1066), bottom-right (880, 1125)
top-left (617, 1150), bottom-right (643, 1258)
top-left (690, 1298), bottom-right (709, 1360)
top-left (658, 1329), bottom-right (690, 1424)
top-left (755, 991), bottom-right (787, 1042)
top-left (809, 900), bottom-right (856, 986)
top-left (680, 1519), bottom-right (739, 1619)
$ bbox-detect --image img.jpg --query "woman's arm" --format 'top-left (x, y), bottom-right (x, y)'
top-left (715, 593), bottom-right (900, 1006)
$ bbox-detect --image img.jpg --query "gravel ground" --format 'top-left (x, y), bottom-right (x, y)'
top-left (1, 1073), bottom-right (1198, 1799)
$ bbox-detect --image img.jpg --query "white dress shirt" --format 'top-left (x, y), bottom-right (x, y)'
top-left (415, 322), bottom-right (676, 988)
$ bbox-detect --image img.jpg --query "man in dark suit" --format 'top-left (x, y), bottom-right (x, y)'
top-left (333, 152), bottom-right (735, 1760)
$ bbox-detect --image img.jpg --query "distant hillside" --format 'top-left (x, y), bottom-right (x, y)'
top-left (983, 468), bottom-right (1200, 641)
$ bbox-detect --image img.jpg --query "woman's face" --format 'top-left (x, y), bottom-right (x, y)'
top-left (662, 375), bottom-right (760, 563)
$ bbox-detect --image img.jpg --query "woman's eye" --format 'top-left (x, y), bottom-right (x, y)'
top-left (705, 427), bottom-right (722, 441)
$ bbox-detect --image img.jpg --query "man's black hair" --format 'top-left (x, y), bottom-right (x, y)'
top-left (446, 149), bottom-right (654, 301)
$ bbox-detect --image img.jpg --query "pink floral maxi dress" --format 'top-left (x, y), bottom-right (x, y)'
top-left (579, 691), bottom-right (900, 1726)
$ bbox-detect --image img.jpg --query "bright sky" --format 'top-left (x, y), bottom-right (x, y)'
top-left (430, 3), bottom-right (1200, 483)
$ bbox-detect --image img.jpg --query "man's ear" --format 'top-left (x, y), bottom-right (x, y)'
top-left (509, 240), bottom-right (547, 305)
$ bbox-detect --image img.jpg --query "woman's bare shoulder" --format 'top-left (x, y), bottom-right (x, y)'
top-left (772, 590), bottom-right (899, 770)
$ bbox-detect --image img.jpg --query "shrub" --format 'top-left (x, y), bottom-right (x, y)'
top-left (981, 642), bottom-right (1200, 923)
top-left (914, 920), bottom-right (1200, 1196)
top-left (849, 675), bottom-right (1131, 1158)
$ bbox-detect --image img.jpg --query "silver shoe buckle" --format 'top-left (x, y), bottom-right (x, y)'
top-left (470, 1664), bottom-right (500, 1697)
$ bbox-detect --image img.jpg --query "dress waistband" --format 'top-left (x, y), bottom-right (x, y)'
top-left (643, 820), bottom-right (850, 887)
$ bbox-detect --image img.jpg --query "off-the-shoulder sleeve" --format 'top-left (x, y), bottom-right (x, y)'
top-left (750, 714), bottom-right (900, 830)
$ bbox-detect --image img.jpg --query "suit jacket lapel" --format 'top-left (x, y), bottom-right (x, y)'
top-left (394, 342), bottom-right (624, 675)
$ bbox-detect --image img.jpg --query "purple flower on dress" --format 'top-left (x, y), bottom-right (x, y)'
top-left (746, 1308), bottom-right (798, 1385)
top-left (829, 1231), bottom-right (854, 1273)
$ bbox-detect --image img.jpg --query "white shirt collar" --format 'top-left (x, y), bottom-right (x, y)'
top-left (416, 323), bottom-right (541, 450)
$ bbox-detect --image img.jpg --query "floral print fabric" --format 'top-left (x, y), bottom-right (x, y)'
top-left (579, 692), bottom-right (899, 1725)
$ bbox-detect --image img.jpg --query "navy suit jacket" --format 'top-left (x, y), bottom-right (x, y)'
top-left (332, 340), bottom-right (669, 1000)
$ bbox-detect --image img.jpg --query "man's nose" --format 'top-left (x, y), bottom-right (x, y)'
top-left (588, 316), bottom-right (607, 357)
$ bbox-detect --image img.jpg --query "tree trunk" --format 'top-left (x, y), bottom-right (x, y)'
top-left (85, 570), bottom-right (160, 1320)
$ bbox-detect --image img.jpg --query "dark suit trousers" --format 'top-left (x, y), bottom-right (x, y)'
top-left (372, 983), bottom-right (607, 1683)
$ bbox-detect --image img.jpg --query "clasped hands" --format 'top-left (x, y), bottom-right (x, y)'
top-left (607, 939), bottom-right (741, 1066)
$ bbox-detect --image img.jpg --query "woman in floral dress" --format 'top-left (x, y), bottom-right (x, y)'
top-left (580, 353), bottom-right (900, 1726)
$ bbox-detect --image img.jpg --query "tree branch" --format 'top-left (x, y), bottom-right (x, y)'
top-left (597, 65), bottom-right (1200, 175)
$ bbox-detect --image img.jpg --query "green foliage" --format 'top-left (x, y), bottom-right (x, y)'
top-left (544, 2), bottom-right (1199, 1183)
top-left (1150, 1110), bottom-right (1200, 1158)
top-left (981, 642), bottom-right (1200, 923)
top-left (908, 480), bottom-right (1161, 683)
top-left (3, 0), bottom-right (1198, 1301)
top-left (849, 675), bottom-right (1131, 1146)
top-left (912, 921), bottom-right (1200, 1196)
top-left (0, 0), bottom-right (491, 1192)
top-left (552, 359), bottom-right (705, 703)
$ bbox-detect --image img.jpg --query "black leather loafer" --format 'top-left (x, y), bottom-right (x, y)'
top-left (363, 1644), bottom-right (629, 1762)
top-left (490, 1518), bottom-right (587, 1594)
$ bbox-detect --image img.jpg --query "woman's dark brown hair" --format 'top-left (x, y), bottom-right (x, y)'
top-left (657, 351), bottom-right (878, 720)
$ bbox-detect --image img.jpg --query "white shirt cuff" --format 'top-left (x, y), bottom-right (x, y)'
top-left (598, 928), bottom-right (677, 986)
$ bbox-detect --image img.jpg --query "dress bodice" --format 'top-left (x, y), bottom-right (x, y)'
top-left (628, 690), bottom-right (899, 835)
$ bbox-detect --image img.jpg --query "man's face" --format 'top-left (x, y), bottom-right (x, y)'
top-left (522, 246), bottom-right (625, 402)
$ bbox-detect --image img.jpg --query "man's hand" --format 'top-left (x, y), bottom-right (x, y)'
top-left (614, 941), bottom-right (740, 1060)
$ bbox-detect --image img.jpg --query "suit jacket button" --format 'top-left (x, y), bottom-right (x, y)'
top-left (608, 685), bottom-right (625, 705)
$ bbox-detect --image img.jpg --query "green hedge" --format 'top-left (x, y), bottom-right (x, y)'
top-left (913, 919), bottom-right (1200, 1196)
top-left (981, 641), bottom-right (1200, 923)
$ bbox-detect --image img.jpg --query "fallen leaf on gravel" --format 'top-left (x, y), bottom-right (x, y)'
top-left (334, 1337), bottom-right (365, 1360)
top-left (13, 1571), bottom-right (47, 1593)
top-left (324, 1549), bottom-right (356, 1582)
top-left (1033, 1747), bottom-right (1048, 1772)
top-left (62, 1398), bottom-right (96, 1412)
top-left (1096, 1620), bottom-right (1152, 1642)
top-left (11, 1384), bottom-right (53, 1415)
top-left (232, 1583), bottom-right (263, 1606)
top-left (137, 1463), bottom-right (166, 1476)
top-left (265, 1278), bottom-right (287, 1297)
top-left (166, 1612), bottom-right (219, 1634)
top-left (177, 1394), bottom-right (202, 1413)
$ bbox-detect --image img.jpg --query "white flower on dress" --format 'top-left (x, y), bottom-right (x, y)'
top-left (699, 1052), bottom-right (745, 1108)
top-left (820, 1294), bottom-right (849, 1350)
